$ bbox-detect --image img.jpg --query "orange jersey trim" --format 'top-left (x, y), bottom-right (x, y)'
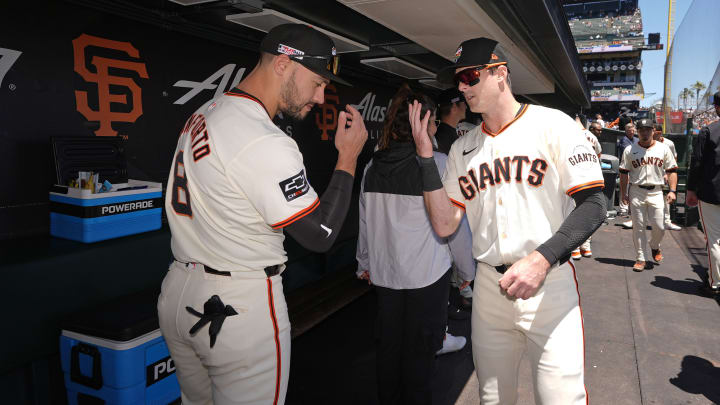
top-left (266, 278), bottom-right (282, 405)
top-left (225, 89), bottom-right (271, 118)
top-left (566, 180), bottom-right (605, 196)
top-left (270, 198), bottom-right (320, 229)
top-left (481, 103), bottom-right (529, 137)
top-left (450, 198), bottom-right (466, 210)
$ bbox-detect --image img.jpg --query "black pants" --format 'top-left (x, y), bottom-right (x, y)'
top-left (375, 269), bottom-right (451, 405)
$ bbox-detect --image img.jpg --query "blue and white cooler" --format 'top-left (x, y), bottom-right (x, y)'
top-left (50, 180), bottom-right (163, 243)
top-left (60, 290), bottom-right (180, 404)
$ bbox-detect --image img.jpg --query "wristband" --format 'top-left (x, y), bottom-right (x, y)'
top-left (669, 189), bottom-right (676, 193)
top-left (418, 156), bottom-right (443, 192)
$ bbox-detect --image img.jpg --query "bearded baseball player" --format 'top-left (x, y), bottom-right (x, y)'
top-left (409, 37), bottom-right (606, 404)
top-left (157, 24), bottom-right (367, 404)
top-left (619, 118), bottom-right (677, 271)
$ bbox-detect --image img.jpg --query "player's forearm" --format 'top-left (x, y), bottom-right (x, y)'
top-left (668, 172), bottom-right (678, 190)
top-left (424, 189), bottom-right (463, 237)
top-left (418, 156), bottom-right (462, 237)
top-left (536, 189), bottom-right (606, 265)
top-left (620, 174), bottom-right (629, 197)
top-left (284, 170), bottom-right (353, 252)
top-left (335, 154), bottom-right (358, 177)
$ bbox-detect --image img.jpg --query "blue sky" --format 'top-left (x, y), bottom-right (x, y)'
top-left (638, 0), bottom-right (694, 108)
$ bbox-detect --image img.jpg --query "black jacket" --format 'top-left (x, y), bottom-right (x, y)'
top-left (434, 122), bottom-right (458, 155)
top-left (688, 120), bottom-right (720, 204)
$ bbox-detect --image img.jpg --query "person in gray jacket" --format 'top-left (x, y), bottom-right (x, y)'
top-left (356, 85), bottom-right (475, 405)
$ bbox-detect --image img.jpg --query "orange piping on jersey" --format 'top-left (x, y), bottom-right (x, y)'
top-left (568, 261), bottom-right (589, 405)
top-left (481, 103), bottom-right (528, 137)
top-left (450, 198), bottom-right (466, 210)
top-left (270, 198), bottom-right (320, 229)
top-left (566, 180), bottom-right (605, 196)
top-left (266, 278), bottom-right (282, 405)
top-left (225, 89), bottom-right (271, 118)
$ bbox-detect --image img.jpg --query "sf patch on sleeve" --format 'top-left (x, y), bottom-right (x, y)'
top-left (279, 169), bottom-right (310, 202)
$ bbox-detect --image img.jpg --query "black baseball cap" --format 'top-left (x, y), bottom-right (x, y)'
top-left (713, 91), bottom-right (720, 106)
top-left (636, 118), bottom-right (654, 129)
top-left (437, 88), bottom-right (464, 106)
top-left (260, 24), bottom-right (351, 86)
top-left (436, 38), bottom-right (509, 85)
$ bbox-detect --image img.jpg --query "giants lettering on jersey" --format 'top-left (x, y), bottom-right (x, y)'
top-left (631, 156), bottom-right (664, 168)
top-left (458, 156), bottom-right (548, 200)
top-left (568, 152), bottom-right (598, 166)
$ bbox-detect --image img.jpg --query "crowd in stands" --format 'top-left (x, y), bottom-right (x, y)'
top-left (693, 107), bottom-right (719, 129)
top-left (591, 85), bottom-right (642, 98)
top-left (568, 9), bottom-right (642, 41)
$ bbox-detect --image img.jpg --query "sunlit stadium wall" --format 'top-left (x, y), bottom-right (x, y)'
top-left (663, 0), bottom-right (720, 132)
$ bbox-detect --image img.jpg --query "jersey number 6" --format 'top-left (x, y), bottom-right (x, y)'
top-left (171, 150), bottom-right (193, 217)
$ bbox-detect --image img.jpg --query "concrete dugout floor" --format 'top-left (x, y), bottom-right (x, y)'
top-left (286, 219), bottom-right (720, 404)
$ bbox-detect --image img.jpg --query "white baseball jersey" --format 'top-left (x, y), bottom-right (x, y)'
top-left (457, 121), bottom-right (477, 137)
top-left (583, 129), bottom-right (602, 155)
top-left (443, 104), bottom-right (604, 266)
top-left (619, 141), bottom-right (677, 186)
top-left (166, 89), bottom-right (319, 273)
top-left (659, 137), bottom-right (677, 159)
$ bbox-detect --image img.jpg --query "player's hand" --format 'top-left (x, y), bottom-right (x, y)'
top-left (459, 280), bottom-right (471, 291)
top-left (622, 194), bottom-right (630, 206)
top-left (358, 270), bottom-right (371, 285)
top-left (408, 100), bottom-right (434, 158)
top-left (335, 105), bottom-right (368, 160)
top-left (686, 190), bottom-right (698, 207)
top-left (666, 191), bottom-right (676, 205)
top-left (499, 251), bottom-right (550, 300)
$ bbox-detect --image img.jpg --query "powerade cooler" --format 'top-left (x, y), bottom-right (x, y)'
top-left (60, 290), bottom-right (180, 404)
top-left (49, 136), bottom-right (163, 243)
top-left (50, 180), bottom-right (163, 243)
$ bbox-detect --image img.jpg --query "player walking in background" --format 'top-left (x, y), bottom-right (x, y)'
top-left (619, 118), bottom-right (677, 272)
top-left (157, 24), bottom-right (367, 404)
top-left (411, 37), bottom-right (606, 404)
top-left (572, 116), bottom-right (603, 260)
top-left (686, 92), bottom-right (720, 295)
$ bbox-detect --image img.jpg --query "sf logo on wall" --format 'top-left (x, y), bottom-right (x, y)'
top-left (72, 33), bottom-right (149, 137)
top-left (316, 84), bottom-right (339, 141)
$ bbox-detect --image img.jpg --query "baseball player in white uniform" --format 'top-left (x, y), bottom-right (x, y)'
top-left (157, 24), bottom-right (367, 404)
top-left (572, 119), bottom-right (604, 259)
top-left (619, 118), bottom-right (678, 272)
top-left (410, 38), bottom-right (606, 404)
top-left (653, 124), bottom-right (682, 230)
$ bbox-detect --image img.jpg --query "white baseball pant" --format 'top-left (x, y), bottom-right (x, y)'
top-left (663, 199), bottom-right (672, 225)
top-left (471, 261), bottom-right (587, 405)
top-left (629, 186), bottom-right (665, 262)
top-left (698, 201), bottom-right (720, 289)
top-left (158, 261), bottom-right (291, 405)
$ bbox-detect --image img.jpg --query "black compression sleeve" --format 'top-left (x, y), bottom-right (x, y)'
top-left (535, 188), bottom-right (607, 266)
top-left (418, 156), bottom-right (443, 192)
top-left (284, 170), bottom-right (354, 253)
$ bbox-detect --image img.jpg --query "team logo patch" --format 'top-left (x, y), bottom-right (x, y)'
top-left (453, 46), bottom-right (462, 63)
top-left (279, 169), bottom-right (310, 202)
top-left (568, 144), bottom-right (599, 169)
top-left (491, 53), bottom-right (499, 60)
top-left (278, 44), bottom-right (305, 59)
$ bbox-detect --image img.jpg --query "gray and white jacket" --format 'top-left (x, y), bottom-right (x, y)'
top-left (356, 141), bottom-right (475, 289)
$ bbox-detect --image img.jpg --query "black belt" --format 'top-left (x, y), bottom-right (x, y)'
top-left (176, 260), bottom-right (281, 278)
top-left (636, 184), bottom-right (657, 190)
top-left (204, 264), bottom-right (281, 278)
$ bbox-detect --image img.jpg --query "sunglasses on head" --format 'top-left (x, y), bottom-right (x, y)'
top-left (290, 54), bottom-right (341, 75)
top-left (453, 62), bottom-right (507, 87)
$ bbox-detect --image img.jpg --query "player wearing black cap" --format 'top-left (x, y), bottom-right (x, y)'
top-left (434, 88), bottom-right (467, 155)
top-left (411, 37), bottom-right (606, 404)
top-left (158, 24), bottom-right (367, 404)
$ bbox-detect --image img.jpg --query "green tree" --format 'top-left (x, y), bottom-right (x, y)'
top-left (692, 81), bottom-right (707, 109)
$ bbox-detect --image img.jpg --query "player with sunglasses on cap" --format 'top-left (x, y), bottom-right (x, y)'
top-left (408, 37), bottom-right (606, 404)
top-left (158, 24), bottom-right (367, 404)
